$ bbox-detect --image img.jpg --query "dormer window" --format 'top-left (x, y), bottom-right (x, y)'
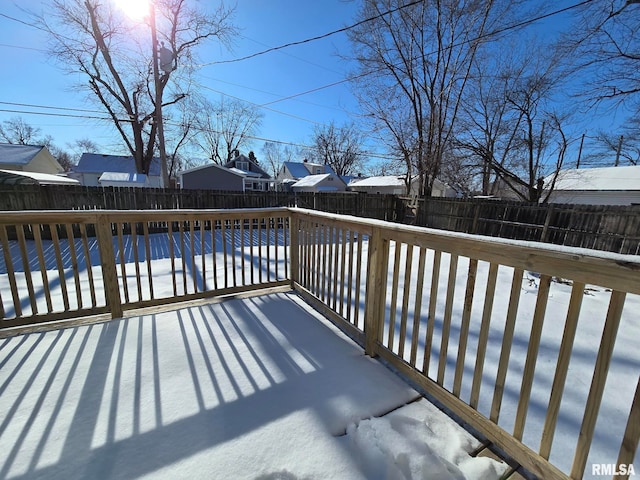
top-left (236, 161), bottom-right (249, 171)
top-left (315, 167), bottom-right (323, 174)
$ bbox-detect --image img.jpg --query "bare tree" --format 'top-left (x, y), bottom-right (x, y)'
top-left (309, 122), bottom-right (364, 176)
top-left (51, 138), bottom-right (100, 171)
top-left (0, 117), bottom-right (44, 145)
top-left (193, 97), bottom-right (263, 165)
top-left (261, 141), bottom-right (297, 178)
top-left (348, 0), bottom-right (522, 196)
top-left (454, 35), bottom-right (572, 201)
top-left (565, 0), bottom-right (640, 106)
top-left (33, 0), bottom-right (235, 178)
top-left (584, 123), bottom-right (640, 167)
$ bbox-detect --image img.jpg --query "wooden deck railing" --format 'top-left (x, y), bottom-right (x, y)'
top-left (0, 207), bottom-right (638, 479)
top-left (289, 208), bottom-right (640, 480)
top-left (0, 208), bottom-right (289, 329)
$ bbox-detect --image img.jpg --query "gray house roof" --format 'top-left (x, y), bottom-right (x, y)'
top-left (0, 144), bottom-right (47, 166)
top-left (75, 153), bottom-right (161, 176)
top-left (224, 154), bottom-right (271, 179)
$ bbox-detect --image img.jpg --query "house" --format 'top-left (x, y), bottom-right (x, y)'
top-left (179, 153), bottom-right (271, 191)
top-left (276, 161), bottom-right (336, 191)
top-left (544, 165), bottom-right (640, 205)
top-left (291, 173), bottom-right (347, 192)
top-left (0, 143), bottom-right (64, 175)
top-left (71, 153), bottom-right (163, 188)
top-left (348, 175), bottom-right (457, 197)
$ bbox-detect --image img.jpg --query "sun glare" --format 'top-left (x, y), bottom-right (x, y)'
top-left (114, 0), bottom-right (150, 20)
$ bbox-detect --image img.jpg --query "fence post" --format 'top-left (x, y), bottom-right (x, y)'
top-left (289, 212), bottom-right (300, 289)
top-left (95, 213), bottom-right (123, 319)
top-left (364, 227), bottom-right (389, 357)
top-left (541, 205), bottom-right (554, 243)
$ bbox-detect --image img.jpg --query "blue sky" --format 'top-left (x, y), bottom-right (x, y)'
top-left (0, 0), bottom-right (363, 159)
top-left (0, 0), bottom-right (629, 167)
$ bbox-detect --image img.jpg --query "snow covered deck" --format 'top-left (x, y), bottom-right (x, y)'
top-left (0, 292), bottom-right (509, 480)
top-left (1, 207), bottom-right (639, 480)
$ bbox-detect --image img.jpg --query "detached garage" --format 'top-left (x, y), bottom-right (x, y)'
top-left (545, 165), bottom-right (640, 205)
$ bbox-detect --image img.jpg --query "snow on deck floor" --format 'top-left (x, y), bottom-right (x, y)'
top-left (0, 292), bottom-right (508, 480)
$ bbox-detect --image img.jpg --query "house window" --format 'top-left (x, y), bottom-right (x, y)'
top-left (236, 161), bottom-right (249, 171)
top-left (328, 177), bottom-right (333, 181)
top-left (314, 167), bottom-right (323, 174)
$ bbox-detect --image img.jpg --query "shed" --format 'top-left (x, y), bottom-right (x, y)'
top-left (545, 165), bottom-right (640, 205)
top-left (349, 176), bottom-right (408, 195)
top-left (291, 173), bottom-right (347, 192)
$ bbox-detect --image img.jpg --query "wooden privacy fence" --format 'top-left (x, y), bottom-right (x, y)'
top-left (2, 184), bottom-right (639, 255)
top-left (0, 184), bottom-right (396, 220)
top-left (0, 207), bottom-right (639, 479)
top-left (412, 197), bottom-right (640, 255)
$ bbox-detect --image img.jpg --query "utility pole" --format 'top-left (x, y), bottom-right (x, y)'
top-left (149, 3), bottom-right (169, 188)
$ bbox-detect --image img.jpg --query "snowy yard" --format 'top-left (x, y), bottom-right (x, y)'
top-left (0, 292), bottom-right (508, 480)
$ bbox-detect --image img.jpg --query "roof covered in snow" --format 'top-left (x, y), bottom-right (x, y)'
top-left (0, 169), bottom-right (79, 185)
top-left (283, 162), bottom-right (334, 179)
top-left (349, 175), bottom-right (406, 187)
top-left (292, 173), bottom-right (331, 187)
top-left (99, 172), bottom-right (147, 184)
top-left (0, 144), bottom-right (46, 166)
top-left (228, 167), bottom-right (262, 178)
top-left (75, 153), bottom-right (161, 176)
top-left (548, 165), bottom-right (640, 191)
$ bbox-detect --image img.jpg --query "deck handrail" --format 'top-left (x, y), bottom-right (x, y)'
top-left (0, 206), bottom-right (638, 479)
top-left (289, 208), bottom-right (640, 480)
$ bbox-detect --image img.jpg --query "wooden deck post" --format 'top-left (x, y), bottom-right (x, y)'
top-left (289, 213), bottom-right (300, 288)
top-left (96, 213), bottom-right (123, 319)
top-left (364, 227), bottom-right (389, 357)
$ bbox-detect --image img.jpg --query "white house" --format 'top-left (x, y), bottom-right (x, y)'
top-left (544, 165), bottom-right (640, 205)
top-left (291, 173), bottom-right (347, 192)
top-left (71, 153), bottom-right (163, 188)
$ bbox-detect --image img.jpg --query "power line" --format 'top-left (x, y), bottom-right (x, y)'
top-left (0, 103), bottom-right (404, 161)
top-left (198, 0), bottom-right (425, 67)
top-left (0, 101), bottom-right (105, 114)
top-left (164, 117), bottom-right (397, 161)
top-left (0, 108), bottom-right (127, 122)
top-left (0, 43), bottom-right (44, 52)
top-left (253, 0), bottom-right (595, 107)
